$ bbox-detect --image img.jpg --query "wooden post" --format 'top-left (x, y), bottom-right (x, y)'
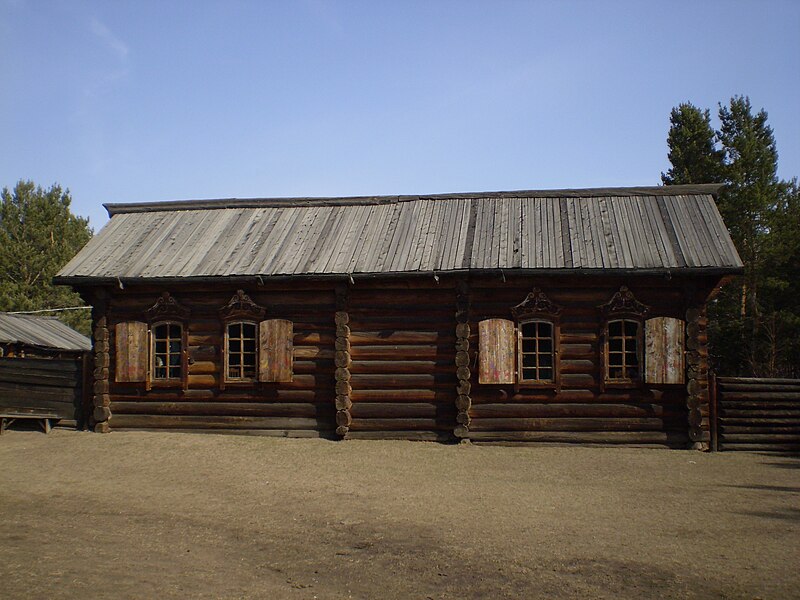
top-left (454, 279), bottom-right (471, 439)
top-left (92, 293), bottom-right (112, 433)
top-left (334, 284), bottom-right (352, 438)
top-left (709, 371), bottom-right (718, 452)
top-left (686, 306), bottom-right (710, 450)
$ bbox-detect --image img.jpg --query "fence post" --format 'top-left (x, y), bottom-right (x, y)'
top-left (709, 371), bottom-right (719, 452)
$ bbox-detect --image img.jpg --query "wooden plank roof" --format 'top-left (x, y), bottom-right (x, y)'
top-left (0, 313), bottom-right (91, 351)
top-left (55, 185), bottom-right (743, 284)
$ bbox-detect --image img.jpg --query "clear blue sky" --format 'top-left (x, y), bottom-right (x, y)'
top-left (2, 0), bottom-right (798, 230)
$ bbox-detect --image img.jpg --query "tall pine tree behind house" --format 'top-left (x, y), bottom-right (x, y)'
top-left (0, 181), bottom-right (93, 334)
top-left (663, 96), bottom-right (799, 377)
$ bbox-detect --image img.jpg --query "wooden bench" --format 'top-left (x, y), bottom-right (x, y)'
top-left (0, 412), bottom-right (61, 435)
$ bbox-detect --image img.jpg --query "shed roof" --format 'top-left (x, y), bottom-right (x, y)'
top-left (55, 184), bottom-right (743, 284)
top-left (0, 313), bottom-right (91, 352)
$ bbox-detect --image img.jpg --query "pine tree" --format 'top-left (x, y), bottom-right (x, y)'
top-left (0, 180), bottom-right (92, 334)
top-left (661, 103), bottom-right (724, 185)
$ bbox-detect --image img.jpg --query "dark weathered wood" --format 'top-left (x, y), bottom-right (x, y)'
top-left (469, 417), bottom-right (667, 432)
top-left (111, 401), bottom-right (334, 418)
top-left (110, 415), bottom-right (328, 430)
top-left (470, 403), bottom-right (676, 419)
top-left (466, 430), bottom-right (690, 445)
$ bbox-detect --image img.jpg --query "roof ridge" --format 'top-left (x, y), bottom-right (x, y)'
top-left (104, 184), bottom-right (724, 216)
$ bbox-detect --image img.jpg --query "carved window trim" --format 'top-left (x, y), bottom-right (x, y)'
top-left (600, 286), bottom-right (648, 388)
top-left (219, 291), bottom-right (266, 386)
top-left (144, 293), bottom-right (189, 390)
top-left (511, 288), bottom-right (561, 389)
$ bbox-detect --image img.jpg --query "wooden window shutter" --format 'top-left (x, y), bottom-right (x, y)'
top-left (259, 319), bottom-right (293, 382)
top-left (114, 321), bottom-right (148, 382)
top-left (645, 317), bottom-right (685, 384)
top-left (478, 318), bottom-right (515, 384)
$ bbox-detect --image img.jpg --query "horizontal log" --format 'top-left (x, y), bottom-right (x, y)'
top-left (719, 410), bottom-right (800, 419)
top-left (469, 403), bottom-right (676, 419)
top-left (469, 417), bottom-right (666, 432)
top-left (560, 359), bottom-right (596, 374)
top-left (349, 360), bottom-right (454, 375)
top-left (188, 361), bottom-right (217, 375)
top-left (110, 402), bottom-right (335, 418)
top-left (109, 389), bottom-right (323, 402)
top-left (717, 377), bottom-right (800, 385)
top-left (0, 383), bottom-right (80, 402)
top-left (350, 345), bottom-right (450, 360)
top-left (0, 371), bottom-right (80, 388)
top-left (348, 418), bottom-right (453, 432)
top-left (110, 415), bottom-right (329, 430)
top-left (0, 359), bottom-right (81, 375)
top-left (558, 344), bottom-right (595, 359)
top-left (465, 430), bottom-right (689, 445)
top-left (349, 330), bottom-right (451, 345)
top-left (718, 383), bottom-right (800, 392)
top-left (349, 389), bottom-right (453, 402)
top-left (720, 425), bottom-right (800, 434)
top-left (350, 403), bottom-right (455, 419)
top-left (559, 374), bottom-right (597, 388)
top-left (349, 373), bottom-right (455, 388)
top-left (719, 392), bottom-right (800, 401)
top-left (720, 433), bottom-right (800, 443)
top-left (560, 332), bottom-right (599, 344)
top-left (344, 430), bottom-right (454, 442)
top-left (294, 347), bottom-right (334, 359)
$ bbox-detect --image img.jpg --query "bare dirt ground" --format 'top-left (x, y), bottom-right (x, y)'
top-left (1, 430), bottom-right (798, 600)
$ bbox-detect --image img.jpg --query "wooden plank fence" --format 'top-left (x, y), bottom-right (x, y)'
top-left (713, 376), bottom-right (800, 452)
top-left (0, 357), bottom-right (88, 430)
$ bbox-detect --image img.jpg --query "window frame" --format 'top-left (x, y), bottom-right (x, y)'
top-left (223, 320), bottom-right (259, 384)
top-left (516, 317), bottom-right (558, 388)
top-left (510, 288), bottom-right (562, 390)
top-left (149, 320), bottom-right (186, 387)
top-left (600, 286), bottom-right (648, 389)
top-left (604, 317), bottom-right (643, 385)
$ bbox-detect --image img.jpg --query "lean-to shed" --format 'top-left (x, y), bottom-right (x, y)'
top-left (0, 313), bottom-right (91, 430)
top-left (55, 184), bottom-right (742, 447)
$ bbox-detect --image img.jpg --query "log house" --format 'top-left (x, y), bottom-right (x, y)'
top-left (55, 185), bottom-right (743, 447)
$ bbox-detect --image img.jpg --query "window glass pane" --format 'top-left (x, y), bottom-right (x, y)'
top-left (521, 322), bottom-right (537, 338)
top-left (242, 323), bottom-right (256, 338)
top-left (522, 367), bottom-right (537, 380)
top-left (539, 338), bottom-right (552, 353)
top-left (154, 366), bottom-right (167, 379)
top-left (169, 340), bottom-right (181, 354)
top-left (609, 338), bottom-right (622, 352)
top-left (609, 321), bottom-right (623, 336)
top-left (228, 323), bottom-right (241, 337)
top-left (624, 320), bottom-right (639, 337)
top-left (153, 324), bottom-right (168, 338)
top-left (169, 324), bottom-right (181, 338)
top-left (229, 339), bottom-right (241, 353)
top-left (155, 341), bottom-right (167, 354)
top-left (538, 322), bottom-right (553, 338)
top-left (539, 368), bottom-right (553, 381)
top-left (243, 339), bottom-right (256, 353)
top-left (539, 354), bottom-right (553, 368)
top-left (522, 353), bottom-right (536, 368)
top-left (230, 354), bottom-right (241, 366)
top-left (169, 353), bottom-right (181, 366)
top-left (608, 352), bottom-right (623, 367)
top-left (522, 339), bottom-right (536, 353)
top-left (626, 351), bottom-right (639, 366)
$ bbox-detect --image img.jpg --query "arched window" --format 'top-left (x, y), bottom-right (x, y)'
top-left (151, 321), bottom-right (183, 381)
top-left (606, 318), bottom-right (641, 382)
top-left (518, 319), bottom-right (555, 383)
top-left (600, 286), bottom-right (648, 386)
top-left (225, 321), bottom-right (258, 381)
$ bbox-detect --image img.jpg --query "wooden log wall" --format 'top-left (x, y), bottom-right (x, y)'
top-left (716, 377), bottom-right (800, 452)
top-left (345, 280), bottom-right (457, 441)
top-left (465, 277), bottom-right (701, 447)
top-left (81, 274), bottom-right (723, 445)
top-left (104, 283), bottom-right (336, 436)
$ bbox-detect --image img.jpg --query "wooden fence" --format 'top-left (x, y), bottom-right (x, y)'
top-left (0, 357), bottom-right (88, 430)
top-left (712, 376), bottom-right (800, 452)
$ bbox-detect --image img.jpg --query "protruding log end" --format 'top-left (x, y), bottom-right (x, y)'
top-left (94, 421), bottom-right (111, 434)
top-left (335, 425), bottom-right (349, 437)
top-left (93, 406), bottom-right (112, 422)
top-left (336, 410), bottom-right (352, 427)
top-left (454, 425), bottom-right (469, 438)
top-left (334, 311), bottom-right (350, 326)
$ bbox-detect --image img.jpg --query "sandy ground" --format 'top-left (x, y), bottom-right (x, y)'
top-left (0, 429), bottom-right (798, 600)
